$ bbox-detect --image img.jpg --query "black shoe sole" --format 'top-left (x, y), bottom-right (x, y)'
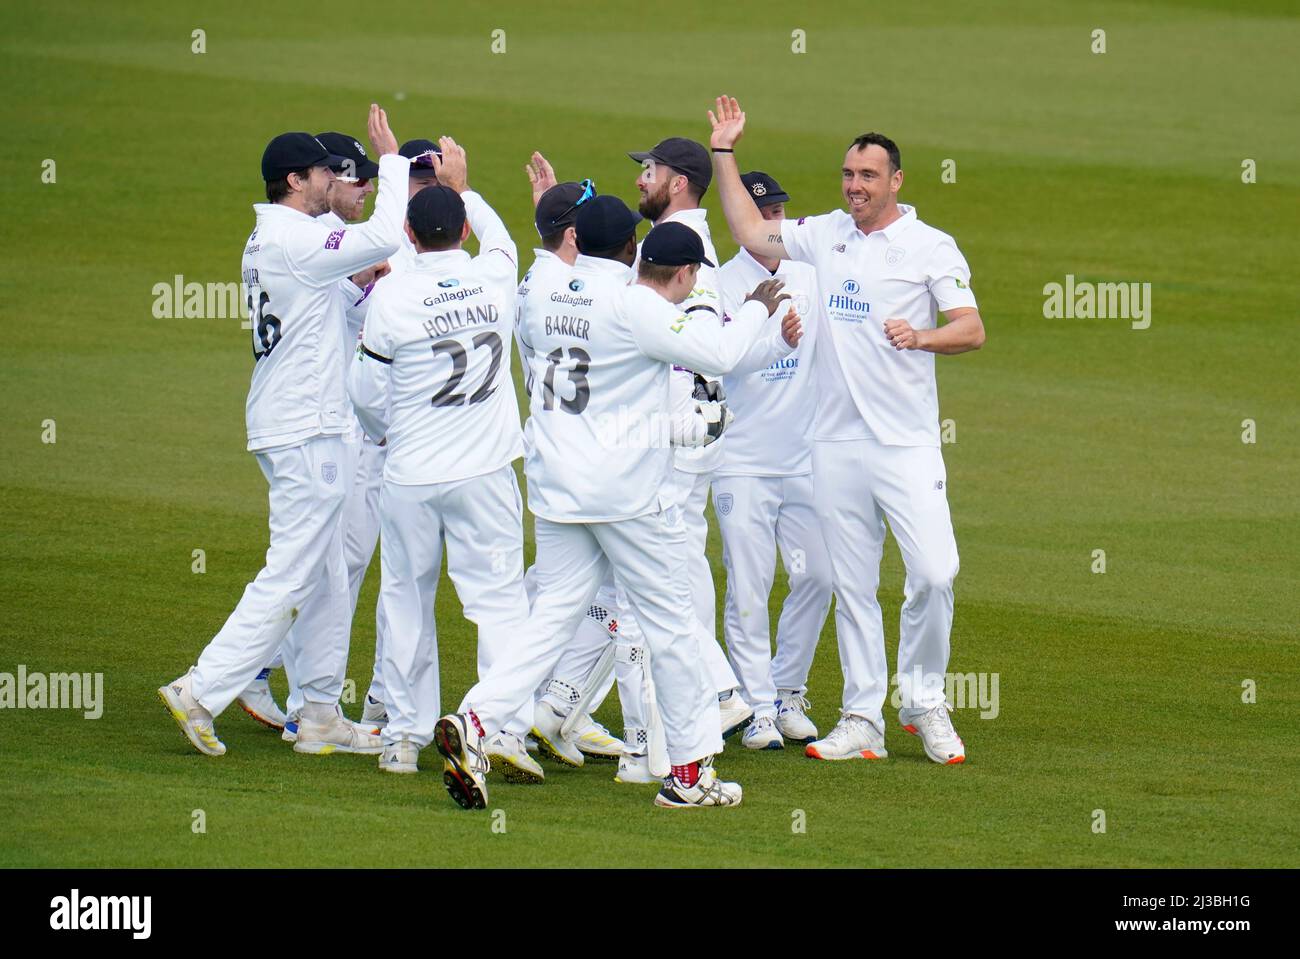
top-left (434, 718), bottom-right (486, 810)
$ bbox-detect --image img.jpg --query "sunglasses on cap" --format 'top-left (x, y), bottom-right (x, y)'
top-left (411, 150), bottom-right (441, 169)
top-left (549, 178), bottom-right (597, 227)
top-left (334, 176), bottom-right (371, 187)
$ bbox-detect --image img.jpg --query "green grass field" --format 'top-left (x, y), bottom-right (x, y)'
top-left (2, 0), bottom-right (1297, 868)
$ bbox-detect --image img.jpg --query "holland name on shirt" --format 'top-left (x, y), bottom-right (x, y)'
top-left (420, 302), bottom-right (499, 339)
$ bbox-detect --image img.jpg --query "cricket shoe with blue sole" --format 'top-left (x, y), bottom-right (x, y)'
top-left (741, 715), bottom-right (783, 750)
top-left (237, 668), bottom-right (287, 730)
top-left (805, 712), bottom-right (888, 761)
top-left (158, 668), bottom-right (225, 757)
top-left (531, 701), bottom-right (584, 768)
top-left (282, 713), bottom-right (380, 744)
top-left (900, 704), bottom-right (966, 765)
top-left (435, 713), bottom-right (490, 810)
top-left (718, 689), bottom-right (754, 740)
top-left (654, 764), bottom-right (742, 809)
top-left (484, 732), bottom-right (545, 784)
top-left (361, 693), bottom-right (389, 728)
top-left (775, 691), bottom-right (818, 744)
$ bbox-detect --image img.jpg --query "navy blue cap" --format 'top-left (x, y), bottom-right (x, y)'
top-left (407, 185), bottom-right (465, 242)
top-left (316, 132), bottom-right (379, 179)
top-left (262, 132), bottom-right (348, 181)
top-left (628, 137), bottom-right (712, 191)
top-left (536, 180), bottom-right (596, 236)
top-left (575, 195), bottom-right (642, 253)
top-left (640, 221), bottom-right (714, 268)
top-left (740, 170), bottom-right (790, 207)
top-left (400, 138), bottom-right (442, 180)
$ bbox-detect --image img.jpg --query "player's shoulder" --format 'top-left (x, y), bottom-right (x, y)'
top-left (789, 209), bottom-right (852, 234)
top-left (901, 208), bottom-right (962, 252)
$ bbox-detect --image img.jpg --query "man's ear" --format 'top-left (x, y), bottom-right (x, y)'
top-left (565, 225), bottom-right (578, 248)
top-left (460, 220), bottom-right (472, 243)
top-left (892, 168), bottom-right (904, 195)
top-left (404, 220), bottom-right (417, 246)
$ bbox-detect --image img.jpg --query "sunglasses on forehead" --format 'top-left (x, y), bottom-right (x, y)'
top-left (548, 178), bottom-right (597, 226)
top-left (334, 176), bottom-right (371, 187)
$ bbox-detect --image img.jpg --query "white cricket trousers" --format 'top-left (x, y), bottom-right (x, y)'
top-left (192, 434), bottom-right (351, 717)
top-left (676, 469), bottom-right (741, 694)
top-left (713, 473), bottom-right (832, 720)
top-left (342, 436), bottom-right (387, 705)
top-left (378, 464), bottom-right (530, 749)
top-left (463, 505), bottom-right (723, 765)
top-left (813, 437), bottom-right (959, 728)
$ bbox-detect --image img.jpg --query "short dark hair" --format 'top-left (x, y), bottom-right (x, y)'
top-left (638, 260), bottom-right (692, 286)
top-left (848, 133), bottom-right (901, 173)
top-left (265, 167), bottom-right (313, 203)
top-left (540, 227), bottom-right (569, 253)
top-left (411, 225), bottom-right (461, 252)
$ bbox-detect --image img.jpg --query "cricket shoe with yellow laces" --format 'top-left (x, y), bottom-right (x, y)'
top-left (157, 668), bottom-right (226, 757)
top-left (434, 712), bottom-right (490, 810)
top-left (901, 703), bottom-right (966, 765)
top-left (484, 731), bottom-right (545, 784)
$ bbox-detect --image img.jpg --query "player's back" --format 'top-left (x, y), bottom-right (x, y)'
top-left (364, 249), bottom-right (523, 486)
top-left (241, 206), bottom-right (352, 452)
top-left (519, 254), bottom-right (679, 523)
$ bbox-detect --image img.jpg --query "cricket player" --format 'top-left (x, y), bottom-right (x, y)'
top-left (629, 137), bottom-right (753, 737)
top-left (708, 96), bottom-right (985, 764)
top-left (347, 138), bottom-right (544, 784)
top-left (236, 130), bottom-right (390, 735)
top-left (158, 106), bottom-right (410, 757)
top-left (715, 171), bottom-right (831, 750)
top-left (432, 206), bottom-right (800, 811)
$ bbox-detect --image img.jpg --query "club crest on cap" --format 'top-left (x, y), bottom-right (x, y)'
top-left (751, 183), bottom-right (767, 196)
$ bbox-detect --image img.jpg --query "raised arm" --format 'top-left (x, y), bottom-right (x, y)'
top-left (434, 136), bottom-right (517, 281)
top-left (708, 96), bottom-right (789, 262)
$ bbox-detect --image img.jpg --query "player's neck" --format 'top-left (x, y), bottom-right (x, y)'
top-left (655, 197), bottom-right (699, 225)
top-left (753, 249), bottom-right (781, 273)
top-left (855, 201), bottom-right (902, 236)
top-left (278, 195), bottom-right (314, 217)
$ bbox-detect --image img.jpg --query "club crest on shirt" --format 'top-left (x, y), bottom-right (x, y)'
top-left (716, 493), bottom-right (734, 516)
top-left (886, 245), bottom-right (906, 265)
top-left (322, 462), bottom-right (338, 485)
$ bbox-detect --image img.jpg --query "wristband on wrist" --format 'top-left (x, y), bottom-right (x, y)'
top-left (711, 147), bottom-right (734, 154)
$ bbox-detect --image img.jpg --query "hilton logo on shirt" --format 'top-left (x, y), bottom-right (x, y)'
top-left (826, 280), bottom-right (870, 322)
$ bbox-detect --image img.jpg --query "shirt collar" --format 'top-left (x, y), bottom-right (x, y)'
top-left (574, 253), bottom-right (633, 277)
top-left (738, 245), bottom-right (779, 275)
top-left (846, 203), bottom-right (917, 241)
top-left (660, 207), bottom-right (710, 235)
top-left (254, 202), bottom-right (317, 224)
top-left (530, 248), bottom-right (567, 266)
top-left (412, 249), bottom-right (472, 270)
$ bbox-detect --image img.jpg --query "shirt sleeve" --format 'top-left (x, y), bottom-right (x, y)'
top-left (779, 213), bottom-right (825, 265)
top-left (464, 191), bottom-right (518, 287)
top-left (347, 292), bottom-right (394, 441)
top-left (629, 289), bottom-right (772, 378)
top-left (926, 235), bottom-right (979, 312)
top-left (283, 153), bottom-right (411, 286)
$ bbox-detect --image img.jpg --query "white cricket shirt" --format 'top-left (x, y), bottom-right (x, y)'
top-left (518, 253), bottom-right (791, 523)
top-left (716, 249), bottom-right (821, 476)
top-left (780, 204), bottom-right (977, 446)
top-left (347, 191), bottom-right (524, 485)
top-left (239, 153), bottom-right (410, 452)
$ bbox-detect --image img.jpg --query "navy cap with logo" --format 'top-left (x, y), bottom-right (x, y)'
top-left (575, 195), bottom-right (643, 254)
top-left (740, 171), bottom-right (790, 208)
top-left (261, 132), bottom-right (349, 182)
top-left (640, 221), bottom-right (715, 268)
top-left (400, 138), bottom-right (442, 180)
top-left (315, 132), bottom-right (379, 179)
top-left (407, 185), bottom-right (466, 243)
top-left (536, 179), bottom-right (597, 237)
top-left (628, 137), bottom-right (712, 192)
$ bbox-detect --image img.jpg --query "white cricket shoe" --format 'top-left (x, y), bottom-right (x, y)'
top-left (379, 738), bottom-right (419, 774)
top-left (741, 715), bottom-right (783, 750)
top-left (434, 712), bottom-right (490, 810)
top-left (613, 752), bottom-right (660, 785)
top-left (654, 764), bottom-right (743, 809)
top-left (361, 692), bottom-right (389, 728)
top-left (901, 704), bottom-right (966, 765)
top-left (484, 732), bottom-right (545, 784)
top-left (293, 705), bottom-right (384, 755)
top-left (718, 689), bottom-right (754, 739)
top-left (573, 715), bottom-right (624, 762)
top-left (281, 715), bottom-right (299, 743)
top-left (805, 713), bottom-right (888, 761)
top-left (531, 701), bottom-right (584, 768)
top-left (158, 669), bottom-right (226, 757)
top-left (236, 670), bottom-right (287, 730)
top-left (775, 691), bottom-right (818, 743)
